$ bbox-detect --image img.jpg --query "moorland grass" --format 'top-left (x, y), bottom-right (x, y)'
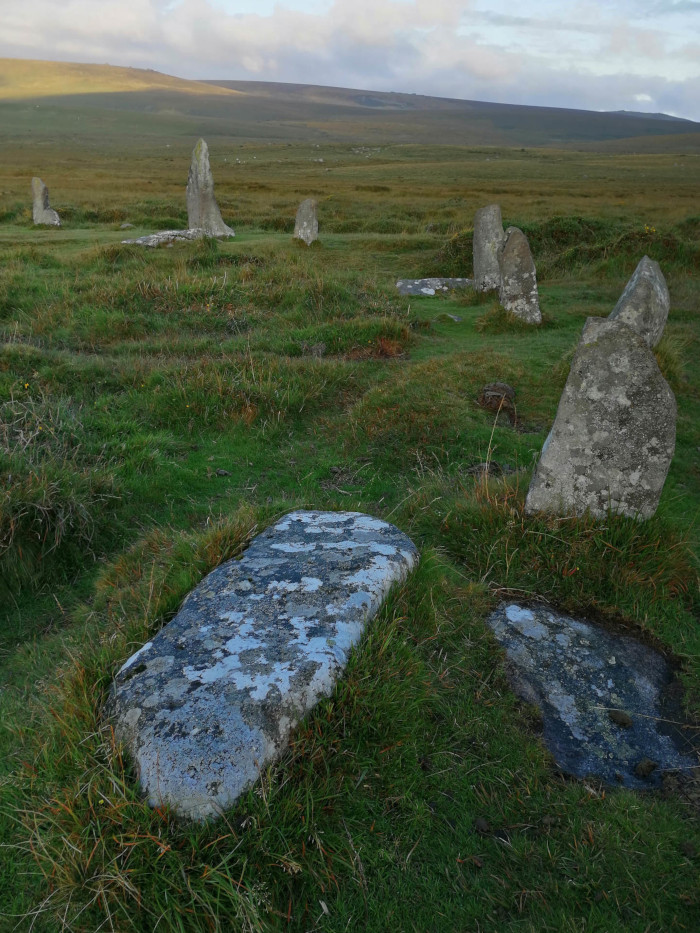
top-left (0, 141), bottom-right (699, 932)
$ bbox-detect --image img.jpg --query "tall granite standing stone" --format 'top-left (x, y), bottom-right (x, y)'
top-left (498, 226), bottom-right (541, 324)
top-left (608, 255), bottom-right (669, 348)
top-left (31, 177), bottom-right (60, 227)
top-left (105, 511), bottom-right (418, 820)
top-left (525, 317), bottom-right (676, 519)
top-left (294, 198), bottom-right (318, 245)
top-left (473, 204), bottom-right (504, 292)
top-left (186, 139), bottom-right (234, 237)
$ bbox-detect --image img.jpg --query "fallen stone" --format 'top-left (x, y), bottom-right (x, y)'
top-left (396, 277), bottom-right (472, 296)
top-left (31, 177), bottom-right (60, 226)
top-left (121, 229), bottom-right (206, 248)
top-left (105, 511), bottom-right (418, 820)
top-left (119, 222), bottom-right (134, 229)
top-left (486, 603), bottom-right (697, 789)
top-left (186, 138), bottom-right (234, 237)
top-left (498, 227), bottom-right (541, 324)
top-left (473, 204), bottom-right (504, 292)
top-left (477, 382), bottom-right (517, 423)
top-left (525, 317), bottom-right (676, 519)
top-left (608, 255), bottom-right (670, 348)
top-left (294, 198), bottom-right (319, 246)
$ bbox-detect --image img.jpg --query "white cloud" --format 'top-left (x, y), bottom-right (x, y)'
top-left (0, 0), bottom-right (698, 119)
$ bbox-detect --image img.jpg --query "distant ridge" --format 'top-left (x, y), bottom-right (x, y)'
top-left (0, 58), bottom-right (698, 150)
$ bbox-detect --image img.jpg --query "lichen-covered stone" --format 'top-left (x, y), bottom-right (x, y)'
top-left (186, 138), bottom-right (234, 237)
top-left (525, 317), bottom-right (676, 519)
top-left (121, 229), bottom-right (205, 247)
top-left (105, 511), bottom-right (418, 821)
top-left (498, 226), bottom-right (541, 323)
top-left (486, 603), bottom-right (696, 788)
top-left (396, 277), bottom-right (472, 296)
top-left (608, 255), bottom-right (669, 348)
top-left (31, 177), bottom-right (60, 226)
top-left (473, 204), bottom-right (504, 292)
top-left (294, 198), bottom-right (318, 245)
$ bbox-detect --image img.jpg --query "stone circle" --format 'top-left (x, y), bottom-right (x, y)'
top-left (608, 255), bottom-right (670, 348)
top-left (294, 198), bottom-right (319, 245)
top-left (498, 226), bottom-right (541, 324)
top-left (31, 177), bottom-right (60, 226)
top-left (473, 204), bottom-right (504, 292)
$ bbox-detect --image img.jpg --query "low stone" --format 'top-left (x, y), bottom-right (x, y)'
top-left (498, 227), bottom-right (541, 323)
top-left (525, 317), bottom-right (676, 519)
top-left (121, 229), bottom-right (206, 248)
top-left (31, 177), bottom-right (60, 226)
top-left (477, 382), bottom-right (516, 423)
top-left (294, 198), bottom-right (318, 246)
top-left (608, 255), bottom-right (670, 348)
top-left (473, 204), bottom-right (504, 292)
top-left (186, 139), bottom-right (234, 238)
top-left (396, 277), bottom-right (473, 296)
top-left (120, 222), bottom-right (134, 229)
top-left (486, 603), bottom-right (696, 789)
top-left (105, 510), bottom-right (418, 820)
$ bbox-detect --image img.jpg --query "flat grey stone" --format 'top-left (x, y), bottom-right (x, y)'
top-left (186, 138), bottom-right (234, 238)
top-left (105, 511), bottom-right (418, 821)
top-left (121, 228), bottom-right (207, 247)
top-left (608, 255), bottom-right (670, 348)
top-left (525, 317), bottom-right (676, 519)
top-left (473, 204), bottom-right (504, 292)
top-left (31, 177), bottom-right (60, 226)
top-left (294, 198), bottom-right (318, 245)
top-left (498, 226), bottom-right (541, 323)
top-left (486, 603), bottom-right (697, 788)
top-left (396, 277), bottom-right (473, 296)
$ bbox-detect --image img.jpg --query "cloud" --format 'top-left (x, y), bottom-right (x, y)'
top-left (0, 0), bottom-right (698, 120)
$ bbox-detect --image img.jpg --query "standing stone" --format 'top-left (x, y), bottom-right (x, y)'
top-left (294, 198), bottom-right (318, 245)
top-left (31, 177), bottom-right (60, 227)
top-left (608, 255), bottom-right (669, 348)
top-left (105, 511), bottom-right (418, 821)
top-left (525, 317), bottom-right (676, 519)
top-left (186, 139), bottom-right (234, 237)
top-left (473, 204), bottom-right (504, 292)
top-left (498, 227), bottom-right (541, 324)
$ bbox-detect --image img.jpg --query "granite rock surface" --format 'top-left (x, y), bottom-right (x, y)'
top-left (473, 204), bottom-right (504, 292)
top-left (396, 277), bottom-right (473, 296)
top-left (525, 317), bottom-right (676, 518)
top-left (608, 255), bottom-right (669, 348)
top-left (498, 226), bottom-right (541, 323)
top-left (294, 198), bottom-right (319, 245)
top-left (487, 603), bottom-right (697, 788)
top-left (186, 138), bottom-right (234, 238)
top-left (106, 511), bottom-right (418, 820)
top-left (31, 177), bottom-right (60, 226)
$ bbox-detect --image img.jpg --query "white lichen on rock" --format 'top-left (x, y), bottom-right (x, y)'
top-left (105, 511), bottom-right (418, 820)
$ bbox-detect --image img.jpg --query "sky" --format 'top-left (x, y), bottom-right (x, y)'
top-left (1, 0), bottom-right (699, 120)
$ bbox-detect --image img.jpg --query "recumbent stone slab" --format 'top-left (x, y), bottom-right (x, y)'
top-left (498, 226), bottom-right (541, 323)
top-left (105, 511), bottom-right (418, 821)
top-left (487, 603), bottom-right (696, 789)
top-left (31, 177), bottom-right (60, 226)
top-left (396, 277), bottom-right (473, 296)
top-left (608, 255), bottom-right (669, 348)
top-left (294, 198), bottom-right (319, 245)
top-left (186, 138), bottom-right (234, 237)
top-left (473, 204), bottom-right (504, 292)
top-left (525, 317), bottom-right (676, 519)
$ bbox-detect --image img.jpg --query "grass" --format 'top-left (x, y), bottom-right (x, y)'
top-left (0, 132), bottom-right (699, 932)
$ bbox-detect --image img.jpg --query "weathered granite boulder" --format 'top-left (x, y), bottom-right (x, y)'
top-left (186, 138), bottom-right (234, 237)
top-left (396, 277), bottom-right (472, 296)
top-left (473, 204), bottom-right (504, 292)
top-left (525, 317), bottom-right (676, 519)
top-left (31, 177), bottom-right (60, 226)
top-left (498, 226), bottom-right (541, 323)
top-left (121, 229), bottom-right (205, 248)
top-left (105, 511), bottom-right (418, 820)
top-left (608, 255), bottom-right (669, 348)
top-left (486, 603), bottom-right (696, 788)
top-left (294, 198), bottom-right (319, 245)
